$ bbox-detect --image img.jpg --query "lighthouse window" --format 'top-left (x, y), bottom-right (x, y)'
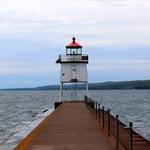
top-left (66, 49), bottom-right (68, 54)
top-left (70, 49), bottom-right (72, 54)
top-left (79, 48), bottom-right (82, 54)
top-left (76, 48), bottom-right (81, 54)
top-left (76, 49), bottom-right (78, 54)
top-left (73, 68), bottom-right (77, 72)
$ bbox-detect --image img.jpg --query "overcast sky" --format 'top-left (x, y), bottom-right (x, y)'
top-left (0, 0), bottom-right (150, 88)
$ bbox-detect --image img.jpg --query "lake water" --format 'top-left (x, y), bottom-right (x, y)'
top-left (0, 90), bottom-right (150, 149)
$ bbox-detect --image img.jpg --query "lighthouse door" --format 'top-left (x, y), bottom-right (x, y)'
top-left (71, 65), bottom-right (77, 82)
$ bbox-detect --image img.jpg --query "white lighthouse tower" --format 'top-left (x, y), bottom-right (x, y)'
top-left (56, 37), bottom-right (88, 101)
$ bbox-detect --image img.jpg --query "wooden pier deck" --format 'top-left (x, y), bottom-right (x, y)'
top-left (14, 102), bottom-right (117, 150)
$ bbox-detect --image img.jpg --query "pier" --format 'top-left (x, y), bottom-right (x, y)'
top-left (14, 97), bottom-right (150, 150)
top-left (14, 101), bottom-right (116, 150)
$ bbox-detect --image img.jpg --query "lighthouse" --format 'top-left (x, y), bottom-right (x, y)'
top-left (56, 37), bottom-right (88, 101)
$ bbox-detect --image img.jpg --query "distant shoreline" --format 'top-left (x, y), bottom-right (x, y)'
top-left (1, 79), bottom-right (150, 90)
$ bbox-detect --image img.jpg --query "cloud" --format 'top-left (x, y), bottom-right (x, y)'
top-left (0, 58), bottom-right (149, 88)
top-left (0, 0), bottom-right (7, 3)
top-left (83, 40), bottom-right (115, 47)
top-left (112, 0), bottom-right (150, 6)
top-left (0, 0), bottom-right (150, 46)
top-left (89, 59), bottom-right (150, 71)
top-left (0, 59), bottom-right (58, 75)
top-left (1, 58), bottom-right (149, 76)
top-left (0, 0), bottom-right (150, 87)
top-left (1, 0), bottom-right (150, 48)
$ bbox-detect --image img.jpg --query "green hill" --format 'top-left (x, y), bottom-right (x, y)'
top-left (1, 79), bottom-right (150, 90)
top-left (35, 80), bottom-right (150, 90)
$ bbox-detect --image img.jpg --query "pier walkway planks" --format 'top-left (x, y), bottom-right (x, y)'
top-left (14, 102), bottom-right (116, 150)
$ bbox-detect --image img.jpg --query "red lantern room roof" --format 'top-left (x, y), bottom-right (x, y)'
top-left (66, 37), bottom-right (82, 48)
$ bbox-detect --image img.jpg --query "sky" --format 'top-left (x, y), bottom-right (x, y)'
top-left (0, 0), bottom-right (150, 88)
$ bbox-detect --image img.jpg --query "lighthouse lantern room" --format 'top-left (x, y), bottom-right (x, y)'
top-left (56, 37), bottom-right (88, 101)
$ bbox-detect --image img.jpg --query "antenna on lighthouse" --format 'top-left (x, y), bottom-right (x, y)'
top-left (56, 37), bottom-right (88, 101)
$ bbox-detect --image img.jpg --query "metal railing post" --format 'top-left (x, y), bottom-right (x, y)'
top-left (102, 106), bottom-right (105, 129)
top-left (98, 103), bottom-right (100, 124)
top-left (92, 100), bottom-right (94, 110)
top-left (96, 102), bottom-right (97, 119)
top-left (84, 96), bottom-right (86, 104)
top-left (95, 101), bottom-right (96, 112)
top-left (116, 115), bottom-right (119, 149)
top-left (129, 122), bottom-right (133, 150)
top-left (107, 109), bottom-right (110, 137)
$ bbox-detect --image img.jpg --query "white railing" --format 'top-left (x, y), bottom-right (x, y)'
top-left (60, 54), bottom-right (88, 62)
